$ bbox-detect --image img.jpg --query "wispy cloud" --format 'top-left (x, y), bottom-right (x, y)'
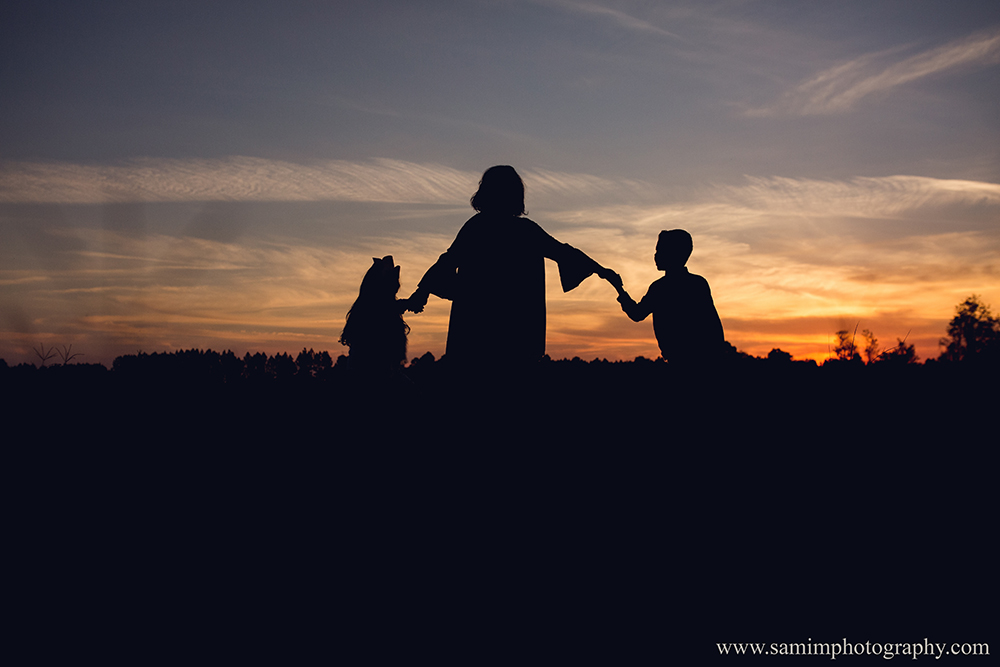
top-left (748, 28), bottom-right (1000, 116)
top-left (540, 173), bottom-right (999, 359)
top-left (721, 175), bottom-right (1000, 219)
top-left (0, 158), bottom-right (476, 205)
top-left (537, 0), bottom-right (682, 40)
top-left (3, 171), bottom-right (997, 364)
top-left (547, 175), bottom-right (1000, 234)
top-left (523, 168), bottom-right (654, 202)
top-left (327, 96), bottom-right (404, 118)
top-left (0, 157), bottom-right (652, 205)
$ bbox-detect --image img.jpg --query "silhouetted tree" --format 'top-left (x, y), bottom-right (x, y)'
top-left (861, 329), bottom-right (879, 364)
top-left (878, 338), bottom-right (918, 365)
top-left (295, 348), bottom-right (333, 379)
top-left (221, 350), bottom-right (244, 383)
top-left (939, 295), bottom-right (1000, 363)
top-left (296, 348), bottom-right (317, 378)
top-left (183, 349), bottom-right (223, 383)
top-left (833, 329), bottom-right (858, 361)
top-left (722, 341), bottom-right (755, 364)
top-left (244, 352), bottom-right (268, 381)
top-left (267, 352), bottom-right (297, 380)
top-left (410, 351), bottom-right (435, 367)
top-left (403, 351), bottom-right (439, 384)
top-left (315, 350), bottom-right (334, 380)
top-left (767, 348), bottom-right (792, 363)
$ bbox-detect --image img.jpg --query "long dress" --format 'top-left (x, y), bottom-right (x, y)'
top-left (418, 212), bottom-right (600, 368)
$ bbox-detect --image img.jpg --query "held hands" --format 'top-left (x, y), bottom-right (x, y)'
top-left (596, 266), bottom-right (624, 292)
top-left (407, 288), bottom-right (429, 313)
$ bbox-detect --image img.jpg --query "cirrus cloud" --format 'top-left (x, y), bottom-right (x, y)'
top-left (747, 28), bottom-right (1000, 116)
top-left (0, 157), bottom-right (653, 206)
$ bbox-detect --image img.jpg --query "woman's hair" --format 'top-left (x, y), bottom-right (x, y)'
top-left (470, 165), bottom-right (526, 216)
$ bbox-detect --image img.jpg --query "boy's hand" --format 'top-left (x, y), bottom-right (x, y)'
top-left (597, 267), bottom-right (624, 290)
top-left (595, 266), bottom-right (617, 282)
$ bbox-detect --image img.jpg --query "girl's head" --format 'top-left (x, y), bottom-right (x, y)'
top-left (358, 255), bottom-right (400, 300)
top-left (471, 165), bottom-right (526, 217)
top-left (340, 255), bottom-right (406, 351)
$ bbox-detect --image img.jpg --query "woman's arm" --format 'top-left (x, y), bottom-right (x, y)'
top-left (534, 221), bottom-right (611, 292)
top-left (408, 220), bottom-right (470, 309)
top-left (405, 287), bottom-right (429, 313)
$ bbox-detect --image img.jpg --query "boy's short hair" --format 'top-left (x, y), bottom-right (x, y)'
top-left (657, 229), bottom-right (693, 267)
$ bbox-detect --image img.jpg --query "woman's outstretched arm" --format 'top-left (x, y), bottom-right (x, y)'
top-left (407, 244), bottom-right (461, 312)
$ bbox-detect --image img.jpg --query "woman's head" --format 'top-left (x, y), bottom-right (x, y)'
top-left (471, 165), bottom-right (526, 216)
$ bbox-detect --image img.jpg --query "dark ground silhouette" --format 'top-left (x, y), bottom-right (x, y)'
top-left (5, 351), bottom-right (994, 662)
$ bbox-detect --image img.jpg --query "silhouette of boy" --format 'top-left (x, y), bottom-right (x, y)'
top-left (609, 230), bottom-right (725, 366)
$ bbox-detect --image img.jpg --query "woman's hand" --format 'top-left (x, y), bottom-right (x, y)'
top-left (596, 266), bottom-right (622, 288)
top-left (407, 287), bottom-right (429, 313)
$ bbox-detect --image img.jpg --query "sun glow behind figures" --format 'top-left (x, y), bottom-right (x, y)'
top-left (0, 171), bottom-right (997, 366)
top-left (1, 4), bottom-right (999, 366)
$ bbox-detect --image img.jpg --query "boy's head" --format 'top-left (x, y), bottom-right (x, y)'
top-left (655, 229), bottom-right (693, 270)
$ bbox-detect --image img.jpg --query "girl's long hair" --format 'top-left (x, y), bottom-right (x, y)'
top-left (340, 257), bottom-right (409, 363)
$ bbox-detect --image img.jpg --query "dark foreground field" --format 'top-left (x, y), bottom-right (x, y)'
top-left (5, 356), bottom-right (994, 662)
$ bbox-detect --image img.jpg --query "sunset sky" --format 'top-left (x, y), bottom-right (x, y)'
top-left (2, 0), bottom-right (998, 366)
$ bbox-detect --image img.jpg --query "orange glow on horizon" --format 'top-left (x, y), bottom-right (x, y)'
top-left (1, 171), bottom-right (996, 367)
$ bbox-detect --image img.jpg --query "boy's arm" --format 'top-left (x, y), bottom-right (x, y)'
top-left (602, 270), bottom-right (651, 321)
top-left (606, 271), bottom-right (635, 304)
top-left (617, 281), bottom-right (654, 322)
top-left (605, 271), bottom-right (632, 305)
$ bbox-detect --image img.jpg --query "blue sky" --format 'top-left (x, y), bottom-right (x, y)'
top-left (2, 1), bottom-right (998, 364)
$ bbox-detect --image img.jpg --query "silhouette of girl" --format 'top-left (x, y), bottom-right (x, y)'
top-left (408, 166), bottom-right (614, 371)
top-left (341, 255), bottom-right (411, 379)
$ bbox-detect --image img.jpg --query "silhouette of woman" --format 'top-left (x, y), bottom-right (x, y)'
top-left (408, 165), bottom-right (614, 371)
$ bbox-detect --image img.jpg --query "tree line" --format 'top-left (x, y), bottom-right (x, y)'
top-left (2, 295), bottom-right (997, 384)
top-left (825, 294), bottom-right (998, 366)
